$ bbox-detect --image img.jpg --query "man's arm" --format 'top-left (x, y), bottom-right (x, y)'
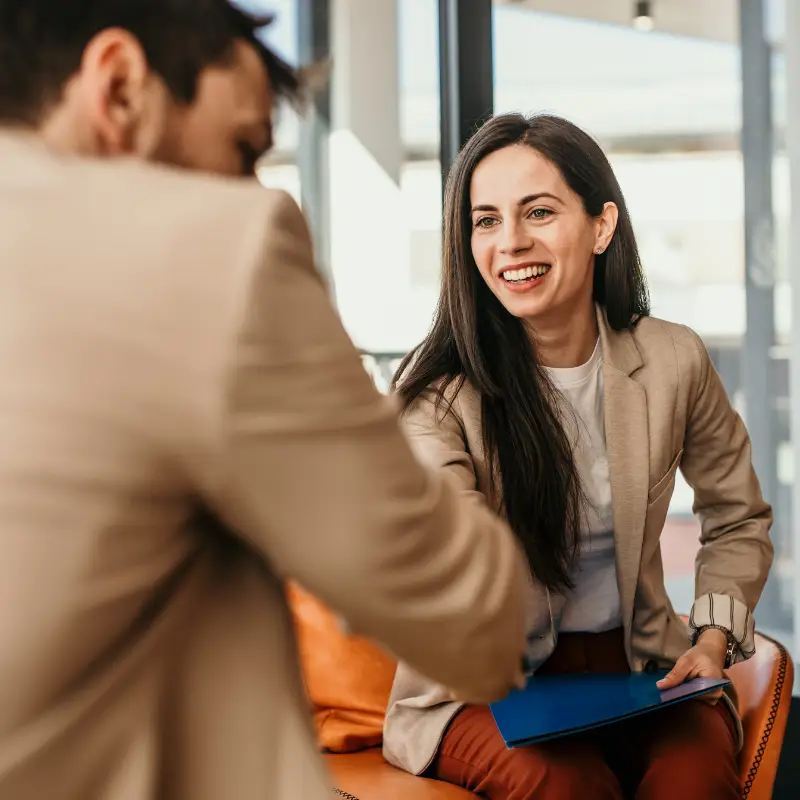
top-left (203, 192), bottom-right (527, 702)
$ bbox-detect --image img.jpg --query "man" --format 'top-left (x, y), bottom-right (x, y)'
top-left (0, 2), bottom-right (530, 799)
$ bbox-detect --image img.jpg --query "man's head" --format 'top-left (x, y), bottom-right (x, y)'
top-left (0, 0), bottom-right (300, 175)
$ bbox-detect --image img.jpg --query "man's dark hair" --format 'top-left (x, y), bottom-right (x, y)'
top-left (0, 0), bottom-right (301, 124)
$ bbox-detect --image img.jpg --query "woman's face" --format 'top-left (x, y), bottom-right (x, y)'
top-left (469, 144), bottom-right (617, 327)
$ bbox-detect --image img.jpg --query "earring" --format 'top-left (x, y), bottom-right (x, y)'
top-left (595, 246), bottom-right (605, 255)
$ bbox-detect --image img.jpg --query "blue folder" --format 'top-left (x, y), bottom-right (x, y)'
top-left (490, 671), bottom-right (731, 748)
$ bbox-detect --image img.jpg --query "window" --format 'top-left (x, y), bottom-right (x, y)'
top-left (493, 4), bottom-right (791, 646)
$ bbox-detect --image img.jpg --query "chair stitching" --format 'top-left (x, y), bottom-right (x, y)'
top-left (740, 640), bottom-right (789, 798)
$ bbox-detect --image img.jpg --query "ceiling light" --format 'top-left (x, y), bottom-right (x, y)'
top-left (633, 0), bottom-right (654, 31)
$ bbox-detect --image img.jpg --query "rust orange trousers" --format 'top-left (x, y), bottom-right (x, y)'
top-left (428, 628), bottom-right (739, 800)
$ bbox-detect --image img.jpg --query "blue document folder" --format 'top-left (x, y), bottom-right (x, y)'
top-left (490, 671), bottom-right (731, 748)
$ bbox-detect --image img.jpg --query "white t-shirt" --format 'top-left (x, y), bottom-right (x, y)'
top-left (544, 339), bottom-right (623, 633)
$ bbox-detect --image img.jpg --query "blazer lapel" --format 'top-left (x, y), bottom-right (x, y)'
top-left (597, 308), bottom-right (648, 655)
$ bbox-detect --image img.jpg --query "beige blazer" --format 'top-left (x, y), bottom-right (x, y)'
top-left (0, 133), bottom-right (531, 800)
top-left (383, 308), bottom-right (774, 776)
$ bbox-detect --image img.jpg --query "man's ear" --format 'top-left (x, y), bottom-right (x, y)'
top-left (79, 28), bottom-right (166, 156)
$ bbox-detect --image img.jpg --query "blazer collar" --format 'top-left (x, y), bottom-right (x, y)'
top-left (0, 127), bottom-right (48, 156)
top-left (0, 128), bottom-right (68, 179)
top-left (596, 305), bottom-right (644, 377)
top-left (595, 304), bottom-right (649, 657)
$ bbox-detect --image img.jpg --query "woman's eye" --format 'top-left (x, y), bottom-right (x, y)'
top-left (475, 217), bottom-right (497, 229)
top-left (529, 208), bottom-right (553, 219)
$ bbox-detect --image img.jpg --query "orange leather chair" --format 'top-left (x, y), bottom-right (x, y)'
top-left (726, 629), bottom-right (793, 799)
top-left (328, 629), bottom-right (793, 800)
top-left (289, 587), bottom-right (793, 800)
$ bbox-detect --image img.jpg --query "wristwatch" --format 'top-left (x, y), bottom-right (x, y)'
top-left (694, 625), bottom-right (738, 668)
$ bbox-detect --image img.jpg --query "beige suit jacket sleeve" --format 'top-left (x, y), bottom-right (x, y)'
top-left (401, 388), bottom-right (488, 502)
top-left (204, 191), bottom-right (527, 700)
top-left (679, 327), bottom-right (774, 661)
top-left (400, 390), bottom-right (546, 659)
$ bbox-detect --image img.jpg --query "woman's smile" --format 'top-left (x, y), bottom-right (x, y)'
top-left (499, 263), bottom-right (552, 293)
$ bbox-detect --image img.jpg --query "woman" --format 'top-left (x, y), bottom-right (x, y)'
top-left (382, 113), bottom-right (773, 800)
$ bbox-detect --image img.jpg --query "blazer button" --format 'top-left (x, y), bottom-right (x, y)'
top-left (644, 660), bottom-right (659, 674)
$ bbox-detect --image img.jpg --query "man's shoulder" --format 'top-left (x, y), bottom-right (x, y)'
top-left (34, 156), bottom-right (317, 326)
top-left (77, 156), bottom-right (300, 232)
top-left (61, 157), bottom-right (313, 291)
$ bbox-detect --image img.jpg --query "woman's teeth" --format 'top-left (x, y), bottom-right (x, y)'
top-left (503, 265), bottom-right (551, 283)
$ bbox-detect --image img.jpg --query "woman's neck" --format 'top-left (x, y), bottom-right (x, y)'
top-left (527, 303), bottom-right (599, 368)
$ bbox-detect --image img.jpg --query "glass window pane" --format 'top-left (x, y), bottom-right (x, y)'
top-left (493, 4), bottom-right (790, 645)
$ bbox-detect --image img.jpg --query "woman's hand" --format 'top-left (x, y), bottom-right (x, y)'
top-left (656, 628), bottom-right (728, 704)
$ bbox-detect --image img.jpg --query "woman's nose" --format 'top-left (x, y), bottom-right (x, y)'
top-left (498, 220), bottom-right (532, 255)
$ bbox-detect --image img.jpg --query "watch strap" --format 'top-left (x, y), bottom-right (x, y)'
top-left (694, 624), bottom-right (738, 668)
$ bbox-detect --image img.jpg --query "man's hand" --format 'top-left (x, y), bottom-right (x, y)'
top-left (656, 628), bottom-right (728, 704)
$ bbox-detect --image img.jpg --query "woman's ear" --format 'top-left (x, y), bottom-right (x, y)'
top-left (593, 202), bottom-right (619, 255)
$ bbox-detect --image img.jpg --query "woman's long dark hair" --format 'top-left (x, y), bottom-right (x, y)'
top-left (393, 113), bottom-right (650, 592)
